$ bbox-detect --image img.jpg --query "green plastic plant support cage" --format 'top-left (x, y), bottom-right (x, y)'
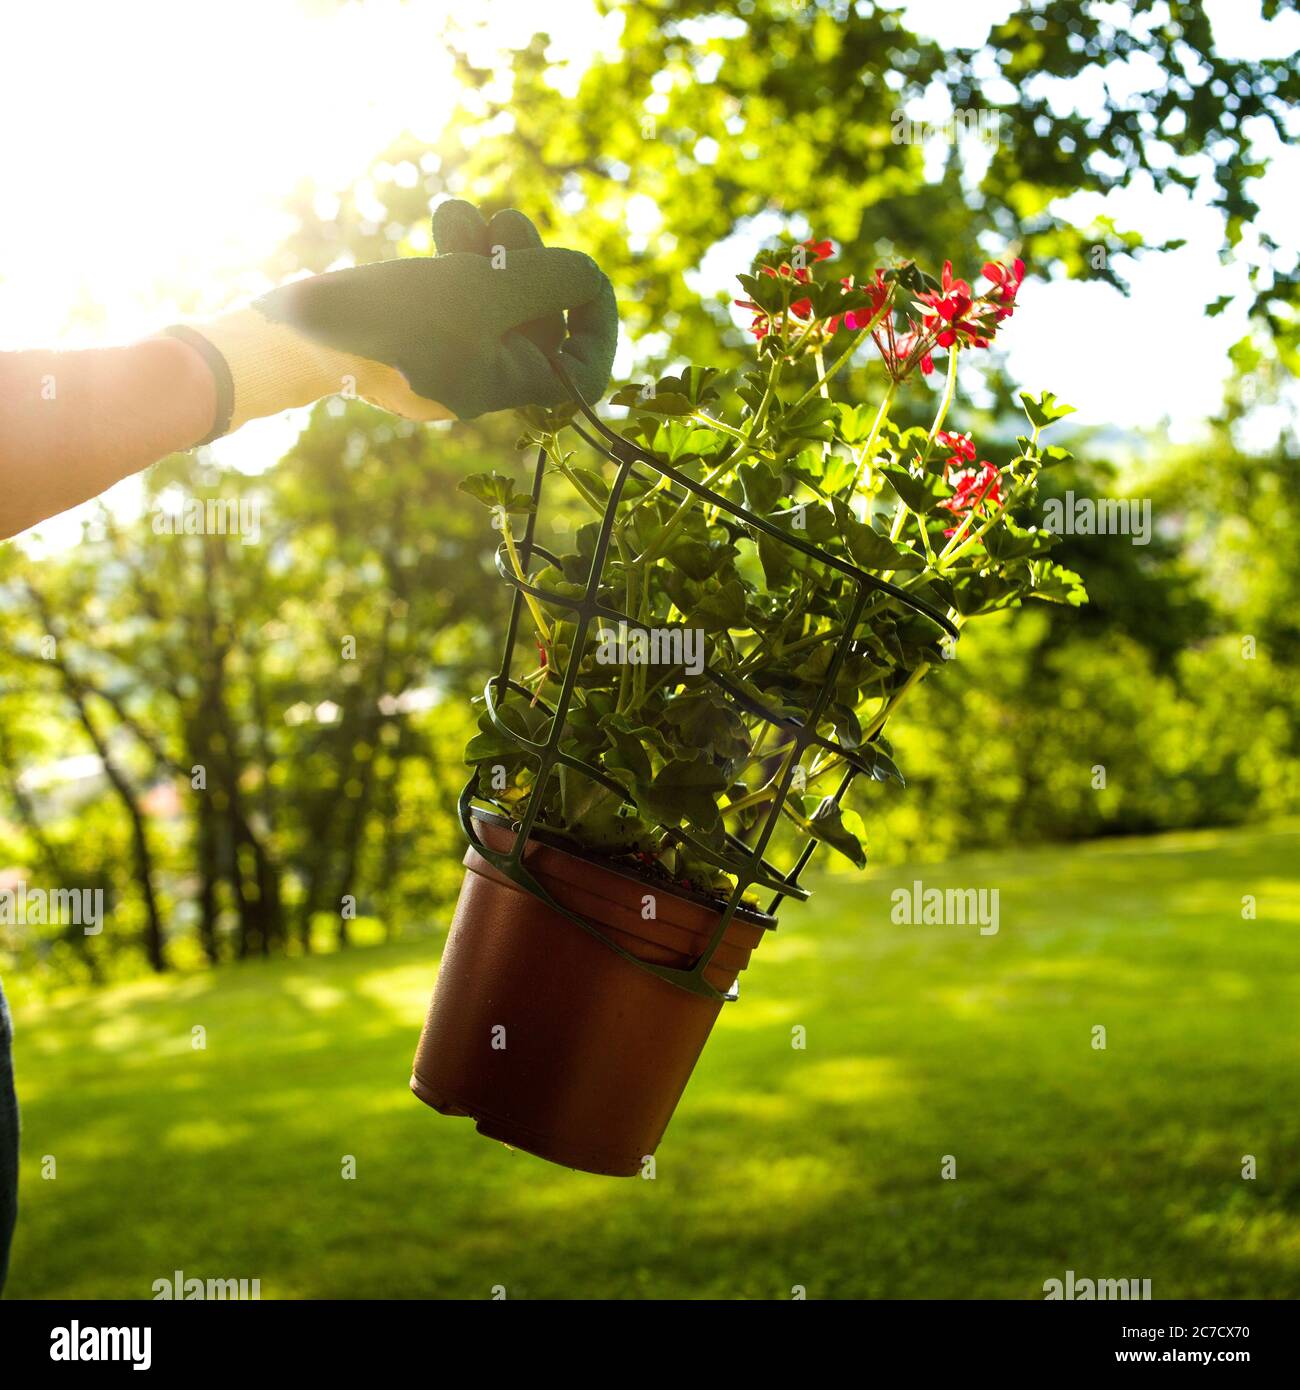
top-left (459, 355), bottom-right (960, 1002)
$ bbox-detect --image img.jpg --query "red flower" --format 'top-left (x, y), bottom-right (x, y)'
top-left (734, 296), bottom-right (771, 339)
top-left (937, 260), bottom-right (970, 300)
top-left (760, 262), bottom-right (811, 284)
top-left (982, 257), bottom-right (1026, 321)
top-left (936, 430), bottom-right (976, 465)
top-left (918, 261), bottom-right (992, 349)
top-left (801, 237), bottom-right (835, 262)
top-left (844, 268), bottom-right (890, 331)
top-left (821, 275), bottom-right (860, 335)
top-left (940, 462), bottom-right (1003, 537)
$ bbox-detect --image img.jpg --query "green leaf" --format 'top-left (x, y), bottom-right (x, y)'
top-left (735, 272), bottom-right (785, 313)
top-left (859, 741), bottom-right (904, 785)
top-left (612, 366), bottom-right (721, 415)
top-left (557, 770), bottom-right (647, 850)
top-left (881, 465), bottom-right (947, 514)
top-left (984, 520), bottom-right (1055, 562)
top-left (805, 797), bottom-right (869, 868)
top-left (738, 461), bottom-right (783, 514)
top-left (609, 385), bottom-right (694, 415)
top-left (786, 445), bottom-right (856, 496)
top-left (566, 466), bottom-right (610, 504)
top-left (529, 564), bottom-right (588, 616)
top-left (638, 758), bottom-right (729, 835)
top-left (692, 577), bottom-right (748, 631)
top-left (1026, 560), bottom-right (1088, 607)
top-left (602, 726), bottom-right (654, 790)
top-left (458, 472), bottom-right (535, 513)
top-left (652, 420), bottom-right (724, 462)
top-left (758, 530), bottom-right (796, 586)
top-left (1019, 390), bottom-right (1076, 432)
top-left (780, 396), bottom-right (838, 441)
top-left (772, 502), bottom-right (836, 541)
top-left (666, 537), bottom-right (737, 582)
top-left (833, 499), bottom-right (924, 570)
top-left (833, 402), bottom-right (876, 445)
top-left (464, 701), bottom-right (550, 764)
top-left (952, 573), bottom-right (1018, 616)
top-left (1040, 445), bottom-right (1074, 468)
top-left (792, 643), bottom-right (835, 682)
top-left (662, 693), bottom-right (751, 761)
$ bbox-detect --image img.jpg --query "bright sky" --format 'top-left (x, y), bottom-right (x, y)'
top-left (1, 0), bottom-right (1295, 544)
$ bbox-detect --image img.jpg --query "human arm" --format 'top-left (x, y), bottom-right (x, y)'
top-left (0, 201), bottom-right (617, 540)
top-left (0, 337), bottom-right (216, 540)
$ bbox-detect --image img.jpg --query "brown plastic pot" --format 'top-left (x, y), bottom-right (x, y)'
top-left (410, 811), bottom-right (774, 1176)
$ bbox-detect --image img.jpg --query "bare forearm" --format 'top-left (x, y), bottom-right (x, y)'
top-left (0, 202), bottom-right (618, 542)
top-left (0, 338), bottom-right (215, 540)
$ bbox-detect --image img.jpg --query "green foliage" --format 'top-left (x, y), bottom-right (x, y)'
top-left (0, 408), bottom-right (501, 982)
top-left (1019, 390), bottom-right (1076, 432)
top-left (458, 472), bottom-right (536, 513)
top-left (423, 0), bottom-right (1298, 383)
top-left (464, 243), bottom-right (1085, 889)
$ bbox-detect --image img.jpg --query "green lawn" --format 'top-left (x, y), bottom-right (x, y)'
top-left (7, 823), bottom-right (1300, 1299)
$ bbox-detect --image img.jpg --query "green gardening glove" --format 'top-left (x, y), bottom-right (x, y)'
top-left (168, 201), bottom-right (618, 441)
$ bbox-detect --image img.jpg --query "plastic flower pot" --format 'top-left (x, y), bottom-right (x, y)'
top-left (410, 811), bottom-right (774, 1177)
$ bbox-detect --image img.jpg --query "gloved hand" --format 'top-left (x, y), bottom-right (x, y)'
top-left (168, 200), bottom-right (618, 442)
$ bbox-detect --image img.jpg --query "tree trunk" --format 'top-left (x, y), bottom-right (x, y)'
top-left (22, 583), bottom-right (167, 972)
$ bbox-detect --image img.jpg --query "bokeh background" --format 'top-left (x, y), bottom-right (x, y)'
top-left (1, 0), bottom-right (1297, 1298)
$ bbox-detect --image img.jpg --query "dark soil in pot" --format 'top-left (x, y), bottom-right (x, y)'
top-left (410, 810), bottom-right (775, 1177)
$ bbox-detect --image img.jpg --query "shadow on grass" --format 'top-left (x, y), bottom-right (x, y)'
top-left (8, 824), bottom-right (1300, 1298)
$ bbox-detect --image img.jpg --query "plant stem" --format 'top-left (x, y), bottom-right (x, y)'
top-left (499, 509), bottom-right (552, 647)
top-left (790, 294), bottom-right (894, 412)
top-left (812, 347), bottom-right (829, 396)
top-left (635, 353), bottom-right (786, 567)
top-left (921, 346), bottom-right (961, 464)
top-left (861, 662), bottom-right (929, 740)
top-left (690, 412), bottom-right (749, 444)
top-left (550, 449), bottom-right (607, 516)
top-left (722, 744), bottom-right (798, 821)
top-left (846, 382), bottom-right (897, 495)
top-left (883, 346), bottom-right (960, 571)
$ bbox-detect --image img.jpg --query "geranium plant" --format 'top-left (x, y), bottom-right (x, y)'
top-left (458, 240), bottom-right (1086, 898)
top-left (413, 238), bottom-right (1091, 1175)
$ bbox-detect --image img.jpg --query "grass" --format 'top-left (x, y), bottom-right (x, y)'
top-left (6, 822), bottom-right (1300, 1299)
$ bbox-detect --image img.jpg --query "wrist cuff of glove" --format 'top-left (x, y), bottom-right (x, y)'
top-left (165, 308), bottom-right (363, 442)
top-left (165, 307), bottom-right (459, 441)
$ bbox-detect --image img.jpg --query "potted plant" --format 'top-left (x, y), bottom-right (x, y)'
top-left (410, 239), bottom-right (1085, 1176)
